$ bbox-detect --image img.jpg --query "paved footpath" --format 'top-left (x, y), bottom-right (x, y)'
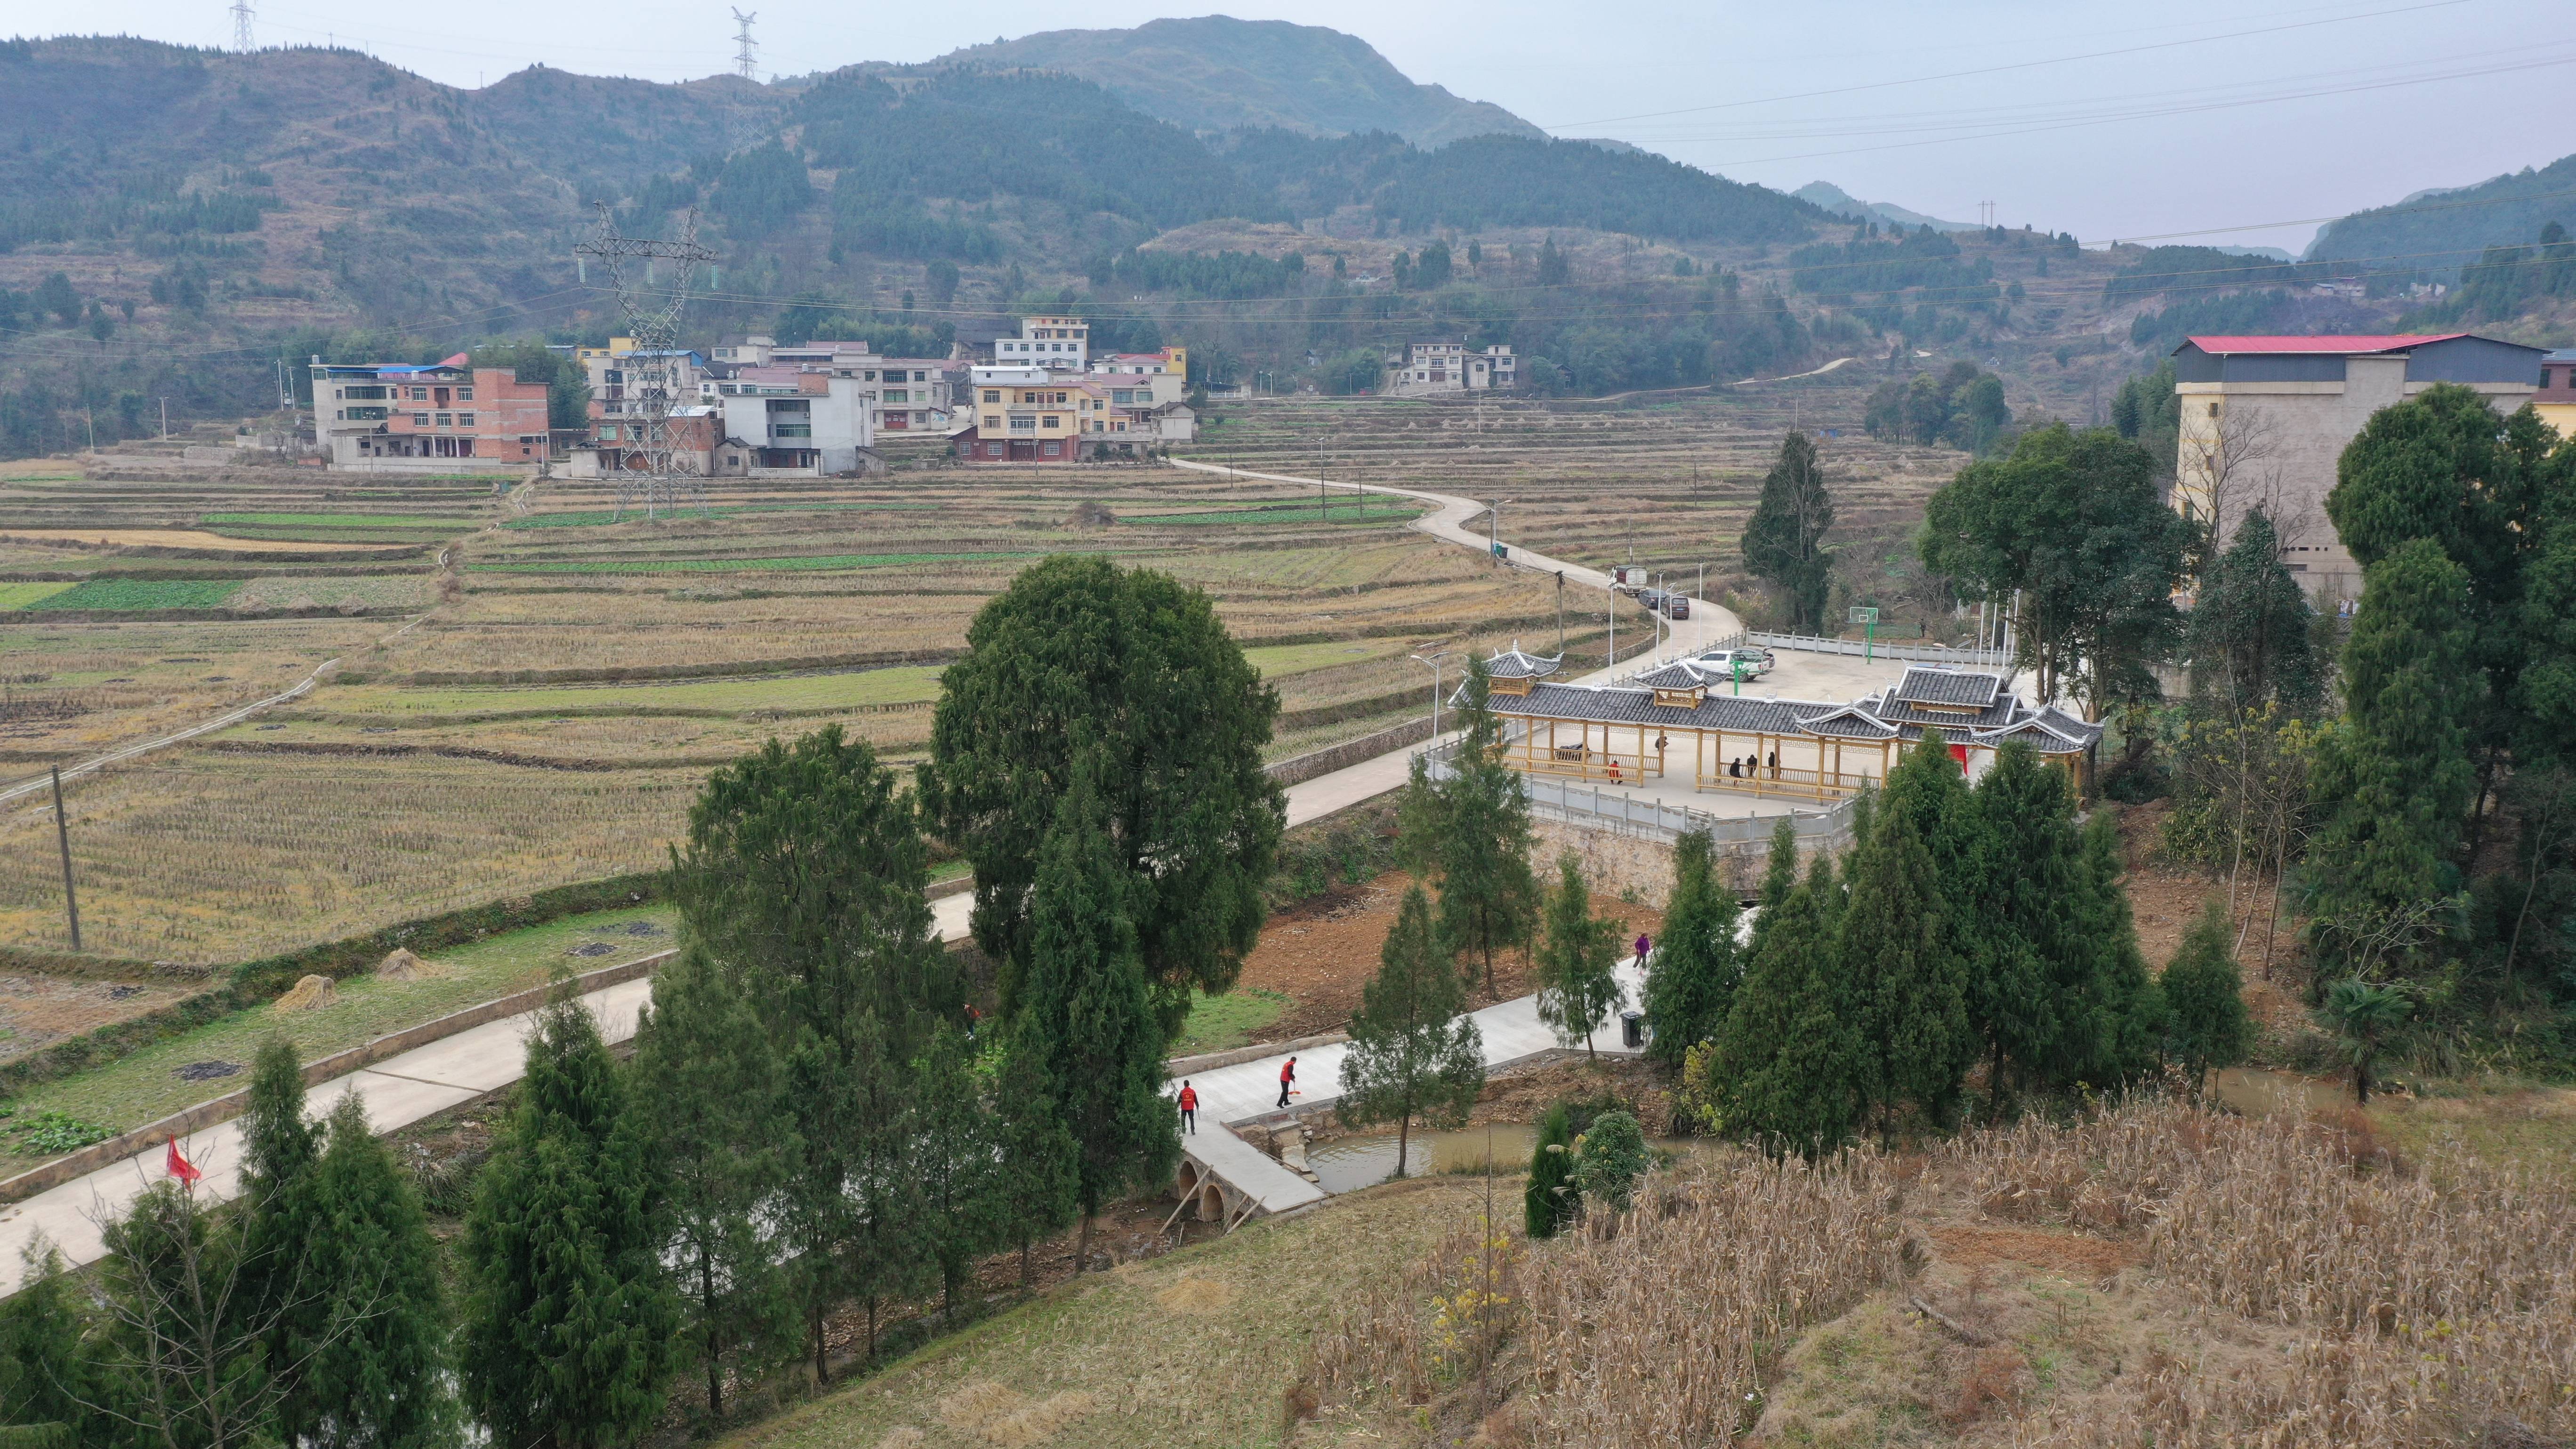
top-left (2, 467), bottom-right (1713, 1291)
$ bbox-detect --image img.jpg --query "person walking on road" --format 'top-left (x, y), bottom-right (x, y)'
top-left (1177, 1080), bottom-right (1199, 1135)
top-left (1277, 1055), bottom-right (1297, 1110)
top-left (1633, 932), bottom-right (1651, 969)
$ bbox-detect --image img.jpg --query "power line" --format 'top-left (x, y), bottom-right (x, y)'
top-left (731, 9), bottom-right (758, 81)
top-left (1540, 0), bottom-right (2472, 132)
top-left (229, 0), bottom-right (255, 53)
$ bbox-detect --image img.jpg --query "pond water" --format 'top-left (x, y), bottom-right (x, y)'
top-left (1304, 1124), bottom-right (1705, 1195)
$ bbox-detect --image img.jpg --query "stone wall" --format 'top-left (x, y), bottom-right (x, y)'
top-left (1267, 716), bottom-right (1436, 788)
top-left (1533, 816), bottom-right (1846, 905)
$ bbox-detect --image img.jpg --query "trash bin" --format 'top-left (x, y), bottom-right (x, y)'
top-left (1620, 1010), bottom-right (1645, 1049)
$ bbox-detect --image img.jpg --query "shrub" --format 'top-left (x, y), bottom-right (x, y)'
top-left (1575, 1110), bottom-right (1647, 1212)
top-left (1524, 1103), bottom-right (1578, 1239)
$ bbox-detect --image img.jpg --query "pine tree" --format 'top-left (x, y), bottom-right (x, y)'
top-left (1746, 816), bottom-right (1799, 960)
top-left (1741, 430), bottom-right (1837, 633)
top-left (913, 1024), bottom-right (1013, 1320)
top-left (2190, 509), bottom-right (2322, 718)
top-left (1841, 805), bottom-right (1974, 1131)
top-left (1430, 658), bottom-right (1541, 997)
top-left (1018, 749), bottom-right (1179, 1273)
top-left (1641, 830), bottom-right (1742, 1065)
top-left (1534, 853), bottom-right (1623, 1060)
top-left (460, 992), bottom-right (677, 1449)
top-left (1337, 886), bottom-right (1485, 1174)
top-left (297, 1093), bottom-right (455, 1449)
top-left (236, 1036), bottom-right (323, 1435)
top-left (630, 944), bottom-right (797, 1417)
top-left (1715, 877), bottom-right (1861, 1155)
top-left (1523, 1103), bottom-right (1579, 1239)
top-left (2072, 811), bottom-right (2167, 1085)
top-left (2161, 899), bottom-right (2252, 1091)
top-left (1969, 743), bottom-right (2078, 1105)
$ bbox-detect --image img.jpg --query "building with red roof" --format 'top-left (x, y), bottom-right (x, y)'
top-left (2169, 332), bottom-right (2544, 604)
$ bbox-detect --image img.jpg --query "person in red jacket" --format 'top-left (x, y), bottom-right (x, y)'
top-left (1277, 1055), bottom-right (1297, 1110)
top-left (1176, 1080), bottom-right (1199, 1135)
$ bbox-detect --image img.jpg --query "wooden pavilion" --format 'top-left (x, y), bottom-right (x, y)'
top-left (1468, 653), bottom-right (2099, 802)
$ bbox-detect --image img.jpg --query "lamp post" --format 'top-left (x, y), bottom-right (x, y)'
top-left (1410, 650), bottom-right (1455, 746)
top-left (1487, 498), bottom-right (1511, 560)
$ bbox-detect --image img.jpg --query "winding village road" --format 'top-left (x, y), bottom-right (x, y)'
top-left (0, 463), bottom-right (1750, 1289)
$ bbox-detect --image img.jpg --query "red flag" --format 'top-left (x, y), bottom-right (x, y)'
top-left (165, 1138), bottom-right (202, 1187)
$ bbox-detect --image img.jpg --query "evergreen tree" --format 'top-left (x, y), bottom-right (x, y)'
top-left (296, 1093), bottom-right (454, 1449)
top-left (913, 1025), bottom-right (1014, 1321)
top-left (1741, 431), bottom-right (1837, 633)
top-left (1641, 829), bottom-right (1742, 1065)
top-left (1337, 886), bottom-right (1485, 1174)
top-left (989, 1022), bottom-right (1080, 1289)
top-left (1018, 749), bottom-right (1180, 1273)
top-left (1840, 804), bottom-right (1973, 1130)
top-left (2189, 509), bottom-right (2321, 717)
top-left (1575, 1110), bottom-right (1648, 1213)
top-left (1746, 817), bottom-right (1798, 958)
top-left (2071, 811), bottom-right (2167, 1085)
top-left (1969, 743), bottom-right (2077, 1104)
top-left (98, 1182), bottom-right (278, 1449)
top-left (629, 944), bottom-right (796, 1418)
top-left (1533, 853), bottom-right (1623, 1060)
top-left (923, 557), bottom-right (1285, 1025)
top-left (235, 1037), bottom-right (323, 1436)
top-left (2308, 539), bottom-right (2478, 974)
top-left (2160, 899), bottom-right (2252, 1091)
top-left (2319, 978), bottom-right (2413, 1104)
top-left (1714, 876), bottom-right (1861, 1155)
top-left (459, 993), bottom-right (677, 1449)
top-left (1427, 658), bottom-right (1541, 997)
top-left (0, 1243), bottom-right (116, 1443)
top-left (1523, 1103), bottom-right (1579, 1239)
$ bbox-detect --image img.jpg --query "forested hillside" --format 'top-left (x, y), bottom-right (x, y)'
top-left (2307, 153), bottom-right (2576, 272)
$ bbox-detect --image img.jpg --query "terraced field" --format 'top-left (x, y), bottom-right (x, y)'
top-left (0, 394), bottom-right (1966, 965)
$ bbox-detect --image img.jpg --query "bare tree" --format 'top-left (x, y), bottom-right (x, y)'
top-left (2176, 402), bottom-right (2298, 572)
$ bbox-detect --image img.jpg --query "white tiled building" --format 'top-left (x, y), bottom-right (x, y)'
top-left (1383, 340), bottom-right (1517, 395)
top-left (994, 314), bottom-right (1089, 371)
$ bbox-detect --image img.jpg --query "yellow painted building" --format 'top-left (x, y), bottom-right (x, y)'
top-left (2536, 348), bottom-right (2576, 438)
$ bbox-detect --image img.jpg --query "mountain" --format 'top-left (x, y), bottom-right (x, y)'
top-left (1793, 182), bottom-right (1978, 234)
top-left (929, 17), bottom-right (1546, 148)
top-left (2306, 153), bottom-right (2576, 271)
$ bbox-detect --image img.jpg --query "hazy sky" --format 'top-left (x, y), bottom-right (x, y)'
top-left (40, 0), bottom-right (2576, 253)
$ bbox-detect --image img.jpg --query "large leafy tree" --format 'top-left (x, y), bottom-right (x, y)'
top-left (2307, 539), bottom-right (2478, 975)
top-left (459, 994), bottom-right (677, 1449)
top-left (629, 943), bottom-right (797, 1418)
top-left (1017, 748), bottom-right (1181, 1273)
top-left (1640, 829), bottom-right (1743, 1064)
top-left (1407, 657), bottom-right (1541, 997)
top-left (1534, 853), bottom-right (1624, 1060)
top-left (1741, 430), bottom-right (1836, 632)
top-left (1920, 422), bottom-right (2189, 716)
top-left (1338, 885), bottom-right (1485, 1173)
top-left (923, 557), bottom-right (1286, 1025)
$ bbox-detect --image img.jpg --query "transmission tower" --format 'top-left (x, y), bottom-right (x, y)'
top-left (230, 0), bottom-right (255, 52)
top-left (574, 203), bottom-right (720, 519)
top-left (731, 9), bottom-right (759, 80)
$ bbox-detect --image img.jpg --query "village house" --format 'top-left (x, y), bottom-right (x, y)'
top-left (947, 363), bottom-right (1195, 462)
top-left (1383, 339), bottom-right (1516, 395)
top-left (309, 355), bottom-right (550, 471)
top-left (993, 314), bottom-right (1089, 371)
top-left (708, 336), bottom-right (958, 432)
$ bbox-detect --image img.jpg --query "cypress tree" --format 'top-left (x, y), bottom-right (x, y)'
top-left (0, 1243), bottom-right (115, 1442)
top-left (1523, 1103), bottom-right (1579, 1239)
top-left (1534, 853), bottom-right (1624, 1060)
top-left (2161, 898), bottom-right (2252, 1091)
top-left (297, 1093), bottom-right (455, 1449)
top-left (990, 1021), bottom-right (1079, 1289)
top-left (629, 943), bottom-right (797, 1417)
top-left (1841, 805), bottom-right (1974, 1130)
top-left (1575, 1110), bottom-right (1648, 1213)
top-left (459, 992), bottom-right (677, 1449)
top-left (2308, 539), bottom-right (2478, 974)
top-left (1745, 817), bottom-right (1800, 960)
top-left (913, 1024), bottom-right (1013, 1321)
top-left (1741, 429), bottom-right (1838, 633)
top-left (1715, 875), bottom-right (1861, 1155)
top-left (1337, 885), bottom-right (1485, 1174)
top-left (236, 1036), bottom-right (322, 1435)
top-left (2190, 509), bottom-right (2322, 717)
top-left (1641, 829), bottom-right (1743, 1065)
top-left (2072, 811), bottom-right (2167, 1083)
top-left (1430, 658), bottom-right (1541, 997)
top-left (1019, 748), bottom-right (1179, 1273)
top-left (1969, 743), bottom-right (2078, 1105)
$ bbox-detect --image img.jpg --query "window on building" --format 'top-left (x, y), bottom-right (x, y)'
top-left (458, 412), bottom-right (476, 427)
top-left (913, 370), bottom-right (927, 382)
top-left (410, 387), bottom-right (429, 401)
top-left (984, 415), bottom-right (1002, 429)
top-left (435, 413), bottom-right (453, 426)
top-left (865, 370), bottom-right (878, 381)
top-left (983, 389), bottom-right (1001, 403)
top-left (1043, 442), bottom-right (1062, 457)
top-left (413, 412), bottom-right (431, 426)
top-left (1043, 415), bottom-right (1061, 428)
top-left (1010, 416), bottom-right (1036, 431)
top-left (2208, 402), bottom-right (2220, 416)
top-left (601, 426), bottom-right (620, 441)
top-left (458, 387), bottom-right (475, 402)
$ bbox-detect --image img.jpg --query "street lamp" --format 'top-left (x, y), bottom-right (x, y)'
top-left (1410, 650), bottom-right (1455, 745)
top-left (1487, 498), bottom-right (1512, 560)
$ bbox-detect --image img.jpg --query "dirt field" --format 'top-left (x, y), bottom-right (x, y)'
top-left (0, 971), bottom-right (200, 1065)
top-left (0, 528), bottom-right (391, 553)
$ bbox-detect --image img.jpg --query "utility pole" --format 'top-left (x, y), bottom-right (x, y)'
top-left (159, 397), bottom-right (168, 440)
top-left (1410, 650), bottom-right (1453, 743)
top-left (1554, 571), bottom-right (1565, 657)
top-left (50, 768), bottom-right (79, 952)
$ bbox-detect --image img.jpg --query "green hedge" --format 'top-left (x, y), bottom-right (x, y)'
top-left (0, 870), bottom-right (668, 1100)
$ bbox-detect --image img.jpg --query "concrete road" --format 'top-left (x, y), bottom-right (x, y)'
top-left (0, 973), bottom-right (654, 1291)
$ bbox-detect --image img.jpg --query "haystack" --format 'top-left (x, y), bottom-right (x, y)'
top-left (378, 948), bottom-right (431, 981)
top-left (273, 974), bottom-right (337, 1013)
